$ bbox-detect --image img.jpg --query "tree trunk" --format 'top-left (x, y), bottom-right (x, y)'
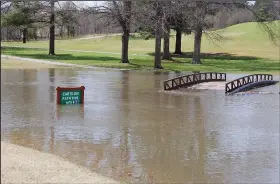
top-left (22, 28), bottom-right (27, 43)
top-left (174, 27), bottom-right (182, 55)
top-left (162, 22), bottom-right (171, 60)
top-left (33, 28), bottom-right (37, 41)
top-left (154, 32), bottom-right (163, 69)
top-left (6, 28), bottom-right (9, 41)
top-left (192, 25), bottom-right (203, 64)
top-left (121, 31), bottom-right (129, 63)
top-left (70, 27), bottom-right (75, 37)
top-left (154, 2), bottom-right (163, 69)
top-left (119, 1), bottom-right (131, 64)
top-left (60, 26), bottom-right (63, 39)
top-left (49, 0), bottom-right (55, 55)
top-left (67, 26), bottom-right (70, 37)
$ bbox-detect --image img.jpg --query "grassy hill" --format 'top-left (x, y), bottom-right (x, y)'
top-left (1, 21), bottom-right (280, 73)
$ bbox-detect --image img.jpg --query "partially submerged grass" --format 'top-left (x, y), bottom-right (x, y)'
top-left (1, 57), bottom-right (59, 69)
top-left (1, 46), bottom-right (279, 73)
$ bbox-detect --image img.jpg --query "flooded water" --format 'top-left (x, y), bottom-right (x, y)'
top-left (1, 67), bottom-right (279, 183)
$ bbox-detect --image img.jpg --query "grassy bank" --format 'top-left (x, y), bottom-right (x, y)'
top-left (2, 46), bottom-right (279, 73)
top-left (1, 21), bottom-right (280, 73)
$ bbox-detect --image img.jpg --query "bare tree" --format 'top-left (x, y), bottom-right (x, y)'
top-left (169, 2), bottom-right (192, 55)
top-left (191, 2), bottom-right (207, 64)
top-left (154, 1), bottom-right (164, 68)
top-left (56, 1), bottom-right (80, 38)
top-left (94, 1), bottom-right (132, 63)
top-left (117, 1), bottom-right (132, 63)
top-left (1, 1), bottom-right (48, 43)
top-left (162, 20), bottom-right (171, 60)
top-left (49, 0), bottom-right (55, 55)
top-left (135, 1), bottom-right (178, 69)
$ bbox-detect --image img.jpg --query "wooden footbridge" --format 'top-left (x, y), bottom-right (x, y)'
top-left (164, 72), bottom-right (226, 90)
top-left (163, 72), bottom-right (279, 94)
top-left (225, 74), bottom-right (278, 95)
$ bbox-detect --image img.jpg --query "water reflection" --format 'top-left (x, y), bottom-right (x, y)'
top-left (56, 105), bottom-right (85, 120)
top-left (1, 68), bottom-right (279, 183)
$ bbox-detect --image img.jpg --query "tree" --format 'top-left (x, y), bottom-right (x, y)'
top-left (162, 20), bottom-right (171, 60)
top-left (188, 1), bottom-right (227, 64)
top-left (253, 0), bottom-right (279, 22)
top-left (191, 1), bottom-right (207, 64)
top-left (117, 1), bottom-right (132, 63)
top-left (49, 0), bottom-right (55, 55)
top-left (135, 1), bottom-right (178, 69)
top-left (154, 1), bottom-right (164, 68)
top-left (56, 1), bottom-right (79, 38)
top-left (95, 1), bottom-right (132, 63)
top-left (1, 1), bottom-right (46, 43)
top-left (169, 3), bottom-right (193, 55)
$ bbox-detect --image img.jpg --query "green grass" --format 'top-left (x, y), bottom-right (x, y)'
top-left (2, 47), bottom-right (279, 73)
top-left (1, 21), bottom-right (280, 73)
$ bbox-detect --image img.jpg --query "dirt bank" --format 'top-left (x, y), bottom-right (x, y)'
top-left (1, 142), bottom-right (119, 183)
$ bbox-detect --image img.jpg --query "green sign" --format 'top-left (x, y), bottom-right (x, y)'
top-left (56, 86), bottom-right (85, 105)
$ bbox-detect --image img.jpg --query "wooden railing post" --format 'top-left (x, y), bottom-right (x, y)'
top-left (179, 77), bottom-right (181, 87)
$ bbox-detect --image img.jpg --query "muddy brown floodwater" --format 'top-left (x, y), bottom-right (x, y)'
top-left (1, 67), bottom-right (279, 183)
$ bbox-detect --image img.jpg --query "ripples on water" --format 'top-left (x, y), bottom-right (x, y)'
top-left (1, 68), bottom-right (279, 183)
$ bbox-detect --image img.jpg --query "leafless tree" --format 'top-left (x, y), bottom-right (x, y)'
top-left (49, 0), bottom-right (55, 55)
top-left (1, 1), bottom-right (49, 43)
top-left (56, 1), bottom-right (80, 38)
top-left (162, 1), bottom-right (172, 60)
top-left (169, 2), bottom-right (193, 55)
top-left (91, 1), bottom-right (132, 63)
top-left (135, 1), bottom-right (181, 68)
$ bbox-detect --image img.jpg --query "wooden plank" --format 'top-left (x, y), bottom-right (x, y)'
top-left (164, 82), bottom-right (171, 90)
top-left (237, 79), bottom-right (242, 87)
top-left (173, 79), bottom-right (178, 87)
top-left (187, 76), bottom-right (192, 82)
top-left (193, 74), bottom-right (198, 81)
top-left (180, 78), bottom-right (186, 85)
top-left (248, 77), bottom-right (251, 83)
top-left (226, 84), bottom-right (231, 92)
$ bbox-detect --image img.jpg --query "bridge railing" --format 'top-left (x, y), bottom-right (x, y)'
top-left (164, 72), bottom-right (226, 91)
top-left (225, 74), bottom-right (273, 94)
